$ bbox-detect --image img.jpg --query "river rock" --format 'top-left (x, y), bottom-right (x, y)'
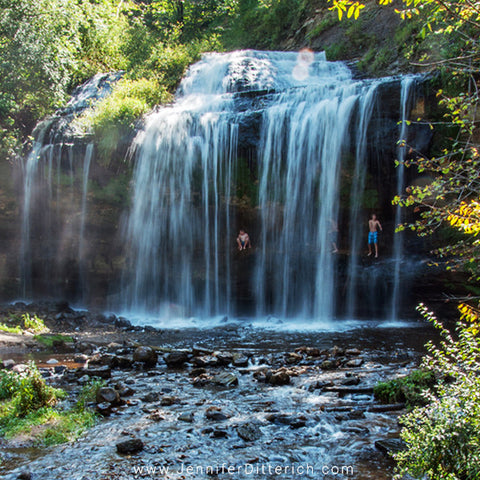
top-left (193, 355), bottom-right (219, 367)
top-left (266, 414), bottom-right (306, 428)
top-left (346, 348), bottom-right (361, 356)
top-left (266, 369), bottom-right (290, 385)
top-left (286, 352), bottom-right (302, 364)
top-left (320, 360), bottom-right (337, 370)
top-left (342, 376), bottom-right (360, 386)
top-left (232, 355), bottom-right (249, 367)
top-left (215, 352), bottom-right (234, 366)
top-left (160, 396), bottom-right (179, 406)
top-left (141, 392), bottom-right (161, 403)
top-left (189, 367), bottom-right (207, 377)
top-left (96, 402), bottom-right (113, 415)
top-left (2, 359), bottom-right (15, 370)
top-left (178, 411), bottom-right (195, 422)
top-left (345, 358), bottom-right (364, 368)
top-left (212, 428), bottom-right (228, 438)
top-left (205, 406), bottom-right (230, 421)
top-left (17, 471), bottom-right (32, 480)
top-left (116, 438), bottom-right (144, 455)
top-left (96, 387), bottom-right (121, 405)
top-left (237, 423), bottom-right (262, 441)
top-left (133, 346), bottom-right (158, 367)
top-left (375, 438), bottom-right (405, 455)
top-left (165, 351), bottom-right (189, 367)
top-left (84, 365), bottom-right (111, 379)
top-left (212, 372), bottom-right (239, 387)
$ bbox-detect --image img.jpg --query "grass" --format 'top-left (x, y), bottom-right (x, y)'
top-left (33, 334), bottom-right (74, 348)
top-left (0, 365), bottom-right (99, 446)
top-left (0, 313), bottom-right (48, 335)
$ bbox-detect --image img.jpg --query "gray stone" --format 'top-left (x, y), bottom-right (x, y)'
top-left (178, 412), bottom-right (195, 422)
top-left (320, 360), bottom-right (337, 370)
top-left (206, 407), bottom-right (230, 421)
top-left (165, 351), bottom-right (189, 368)
top-left (96, 387), bottom-right (121, 405)
top-left (267, 370), bottom-right (290, 386)
top-left (133, 346), bottom-right (158, 367)
top-left (237, 423), bottom-right (262, 441)
top-left (375, 438), bottom-right (405, 455)
top-left (141, 392), bottom-right (161, 403)
top-left (116, 438), bottom-right (144, 455)
top-left (2, 359), bottom-right (15, 370)
top-left (84, 365), bottom-right (111, 379)
top-left (212, 372), bottom-right (239, 387)
top-left (345, 358), bottom-right (364, 368)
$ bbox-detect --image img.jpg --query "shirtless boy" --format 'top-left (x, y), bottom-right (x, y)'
top-left (367, 214), bottom-right (382, 258)
top-left (237, 229), bottom-right (251, 251)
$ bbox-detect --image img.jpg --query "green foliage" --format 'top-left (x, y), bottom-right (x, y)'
top-left (374, 369), bottom-right (435, 407)
top-left (22, 313), bottom-right (47, 333)
top-left (225, 0), bottom-right (307, 49)
top-left (77, 78), bottom-right (171, 160)
top-left (394, 305), bottom-right (480, 480)
top-left (76, 379), bottom-right (106, 410)
top-left (33, 334), bottom-right (74, 348)
top-left (0, 364), bottom-right (97, 445)
top-left (0, 313), bottom-right (47, 334)
top-left (0, 323), bottom-right (22, 334)
top-left (0, 370), bottom-right (21, 401)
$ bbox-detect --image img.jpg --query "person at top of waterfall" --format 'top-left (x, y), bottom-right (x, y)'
top-left (237, 229), bottom-right (251, 251)
top-left (367, 214), bottom-right (383, 258)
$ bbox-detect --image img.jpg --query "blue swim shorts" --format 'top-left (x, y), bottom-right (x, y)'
top-left (368, 231), bottom-right (378, 244)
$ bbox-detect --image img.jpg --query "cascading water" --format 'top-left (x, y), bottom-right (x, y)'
top-left (20, 73), bottom-right (120, 301)
top-left (19, 52), bottom-right (424, 322)
top-left (78, 143), bottom-right (94, 301)
top-left (390, 77), bottom-right (415, 320)
top-left (122, 50), bottom-right (418, 322)
top-left (344, 83), bottom-right (380, 317)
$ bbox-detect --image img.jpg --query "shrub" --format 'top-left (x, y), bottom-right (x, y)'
top-left (12, 363), bottom-right (64, 417)
top-left (394, 305), bottom-right (480, 480)
top-left (22, 313), bottom-right (48, 333)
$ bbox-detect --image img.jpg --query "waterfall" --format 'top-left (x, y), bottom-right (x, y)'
top-left (390, 77), bottom-right (415, 319)
top-left (20, 73), bottom-right (120, 301)
top-left (20, 53), bottom-right (423, 322)
top-left (123, 50), bottom-right (412, 321)
top-left (344, 83), bottom-right (379, 317)
top-left (78, 143), bottom-right (94, 301)
top-left (21, 124), bottom-right (49, 297)
top-left (122, 53), bottom-right (241, 315)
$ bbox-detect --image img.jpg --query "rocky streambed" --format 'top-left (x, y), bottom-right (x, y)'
top-left (0, 302), bottom-right (435, 480)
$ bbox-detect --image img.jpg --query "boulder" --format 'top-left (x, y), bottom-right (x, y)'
top-left (133, 346), bottom-right (158, 367)
top-left (84, 365), bottom-right (111, 379)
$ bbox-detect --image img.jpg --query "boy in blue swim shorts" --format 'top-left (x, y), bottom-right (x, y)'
top-left (368, 213), bottom-right (382, 258)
